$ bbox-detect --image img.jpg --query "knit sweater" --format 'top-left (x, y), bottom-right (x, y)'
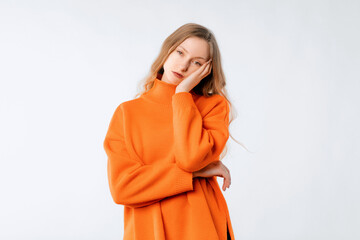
top-left (103, 77), bottom-right (235, 240)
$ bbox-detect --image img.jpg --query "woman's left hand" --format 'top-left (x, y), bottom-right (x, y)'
top-left (192, 161), bottom-right (231, 191)
top-left (175, 59), bottom-right (212, 93)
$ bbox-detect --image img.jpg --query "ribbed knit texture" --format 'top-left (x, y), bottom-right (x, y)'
top-left (103, 77), bottom-right (234, 240)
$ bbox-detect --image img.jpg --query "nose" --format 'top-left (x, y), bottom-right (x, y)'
top-left (179, 59), bottom-right (190, 72)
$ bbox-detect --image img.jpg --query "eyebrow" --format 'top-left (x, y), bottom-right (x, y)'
top-left (178, 46), bottom-right (207, 60)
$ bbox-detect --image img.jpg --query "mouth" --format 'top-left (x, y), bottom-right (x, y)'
top-left (172, 71), bottom-right (184, 79)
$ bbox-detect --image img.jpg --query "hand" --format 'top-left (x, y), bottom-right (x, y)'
top-left (192, 161), bottom-right (231, 191)
top-left (175, 59), bottom-right (212, 93)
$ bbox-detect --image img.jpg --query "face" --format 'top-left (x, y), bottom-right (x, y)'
top-left (161, 36), bottom-right (211, 85)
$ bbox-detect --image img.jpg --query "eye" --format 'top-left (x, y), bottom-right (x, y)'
top-left (194, 61), bottom-right (202, 66)
top-left (177, 50), bottom-right (183, 55)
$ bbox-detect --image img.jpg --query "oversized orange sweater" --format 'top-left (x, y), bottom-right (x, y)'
top-left (103, 77), bottom-right (235, 240)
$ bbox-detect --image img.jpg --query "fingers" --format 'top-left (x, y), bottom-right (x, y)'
top-left (223, 165), bottom-right (231, 187)
top-left (199, 59), bottom-right (212, 78)
top-left (189, 59), bottom-right (212, 85)
top-left (220, 162), bottom-right (231, 191)
top-left (222, 175), bottom-right (230, 191)
top-left (204, 60), bottom-right (212, 75)
top-left (221, 171), bottom-right (230, 191)
top-left (198, 161), bottom-right (231, 192)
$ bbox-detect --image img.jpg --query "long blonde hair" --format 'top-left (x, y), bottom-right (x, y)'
top-left (134, 23), bottom-right (250, 159)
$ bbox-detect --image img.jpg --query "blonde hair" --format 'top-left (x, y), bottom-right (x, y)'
top-left (134, 23), bottom-right (250, 159)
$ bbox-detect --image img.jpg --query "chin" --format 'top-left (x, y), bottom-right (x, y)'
top-left (172, 79), bottom-right (181, 85)
top-left (164, 73), bottom-right (180, 85)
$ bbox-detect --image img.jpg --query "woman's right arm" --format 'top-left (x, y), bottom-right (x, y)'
top-left (104, 104), bottom-right (194, 209)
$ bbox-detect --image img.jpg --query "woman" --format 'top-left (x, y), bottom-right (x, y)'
top-left (103, 23), bottom-right (235, 240)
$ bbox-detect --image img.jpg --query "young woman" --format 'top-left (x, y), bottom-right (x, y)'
top-left (104, 23), bottom-right (235, 240)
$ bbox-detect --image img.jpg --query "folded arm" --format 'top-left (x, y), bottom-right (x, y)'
top-left (104, 104), bottom-right (194, 208)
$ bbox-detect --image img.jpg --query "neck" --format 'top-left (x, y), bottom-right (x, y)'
top-left (141, 77), bottom-right (178, 106)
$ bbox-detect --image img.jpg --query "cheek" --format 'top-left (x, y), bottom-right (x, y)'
top-left (187, 68), bottom-right (197, 75)
top-left (163, 56), bottom-right (176, 69)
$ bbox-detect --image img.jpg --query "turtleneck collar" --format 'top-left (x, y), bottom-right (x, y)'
top-left (141, 77), bottom-right (178, 106)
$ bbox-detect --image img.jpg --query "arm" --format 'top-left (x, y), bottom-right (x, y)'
top-left (103, 104), bottom-right (194, 208)
top-left (172, 92), bottom-right (230, 172)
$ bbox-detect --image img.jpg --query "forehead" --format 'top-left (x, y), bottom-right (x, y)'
top-left (178, 37), bottom-right (210, 59)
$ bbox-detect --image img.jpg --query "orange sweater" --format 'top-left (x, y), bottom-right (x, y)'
top-left (103, 77), bottom-right (235, 240)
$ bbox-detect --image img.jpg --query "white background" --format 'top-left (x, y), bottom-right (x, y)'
top-left (0, 0), bottom-right (359, 239)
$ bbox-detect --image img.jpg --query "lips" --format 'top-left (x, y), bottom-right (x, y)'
top-left (172, 71), bottom-right (183, 78)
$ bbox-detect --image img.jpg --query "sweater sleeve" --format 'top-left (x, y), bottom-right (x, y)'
top-left (172, 92), bottom-right (230, 172)
top-left (103, 104), bottom-right (194, 208)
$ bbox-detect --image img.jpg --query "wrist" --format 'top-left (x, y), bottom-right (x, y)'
top-left (175, 87), bottom-right (189, 93)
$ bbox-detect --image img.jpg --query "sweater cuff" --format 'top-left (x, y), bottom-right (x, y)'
top-left (174, 166), bottom-right (194, 193)
top-left (172, 92), bottom-right (196, 108)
